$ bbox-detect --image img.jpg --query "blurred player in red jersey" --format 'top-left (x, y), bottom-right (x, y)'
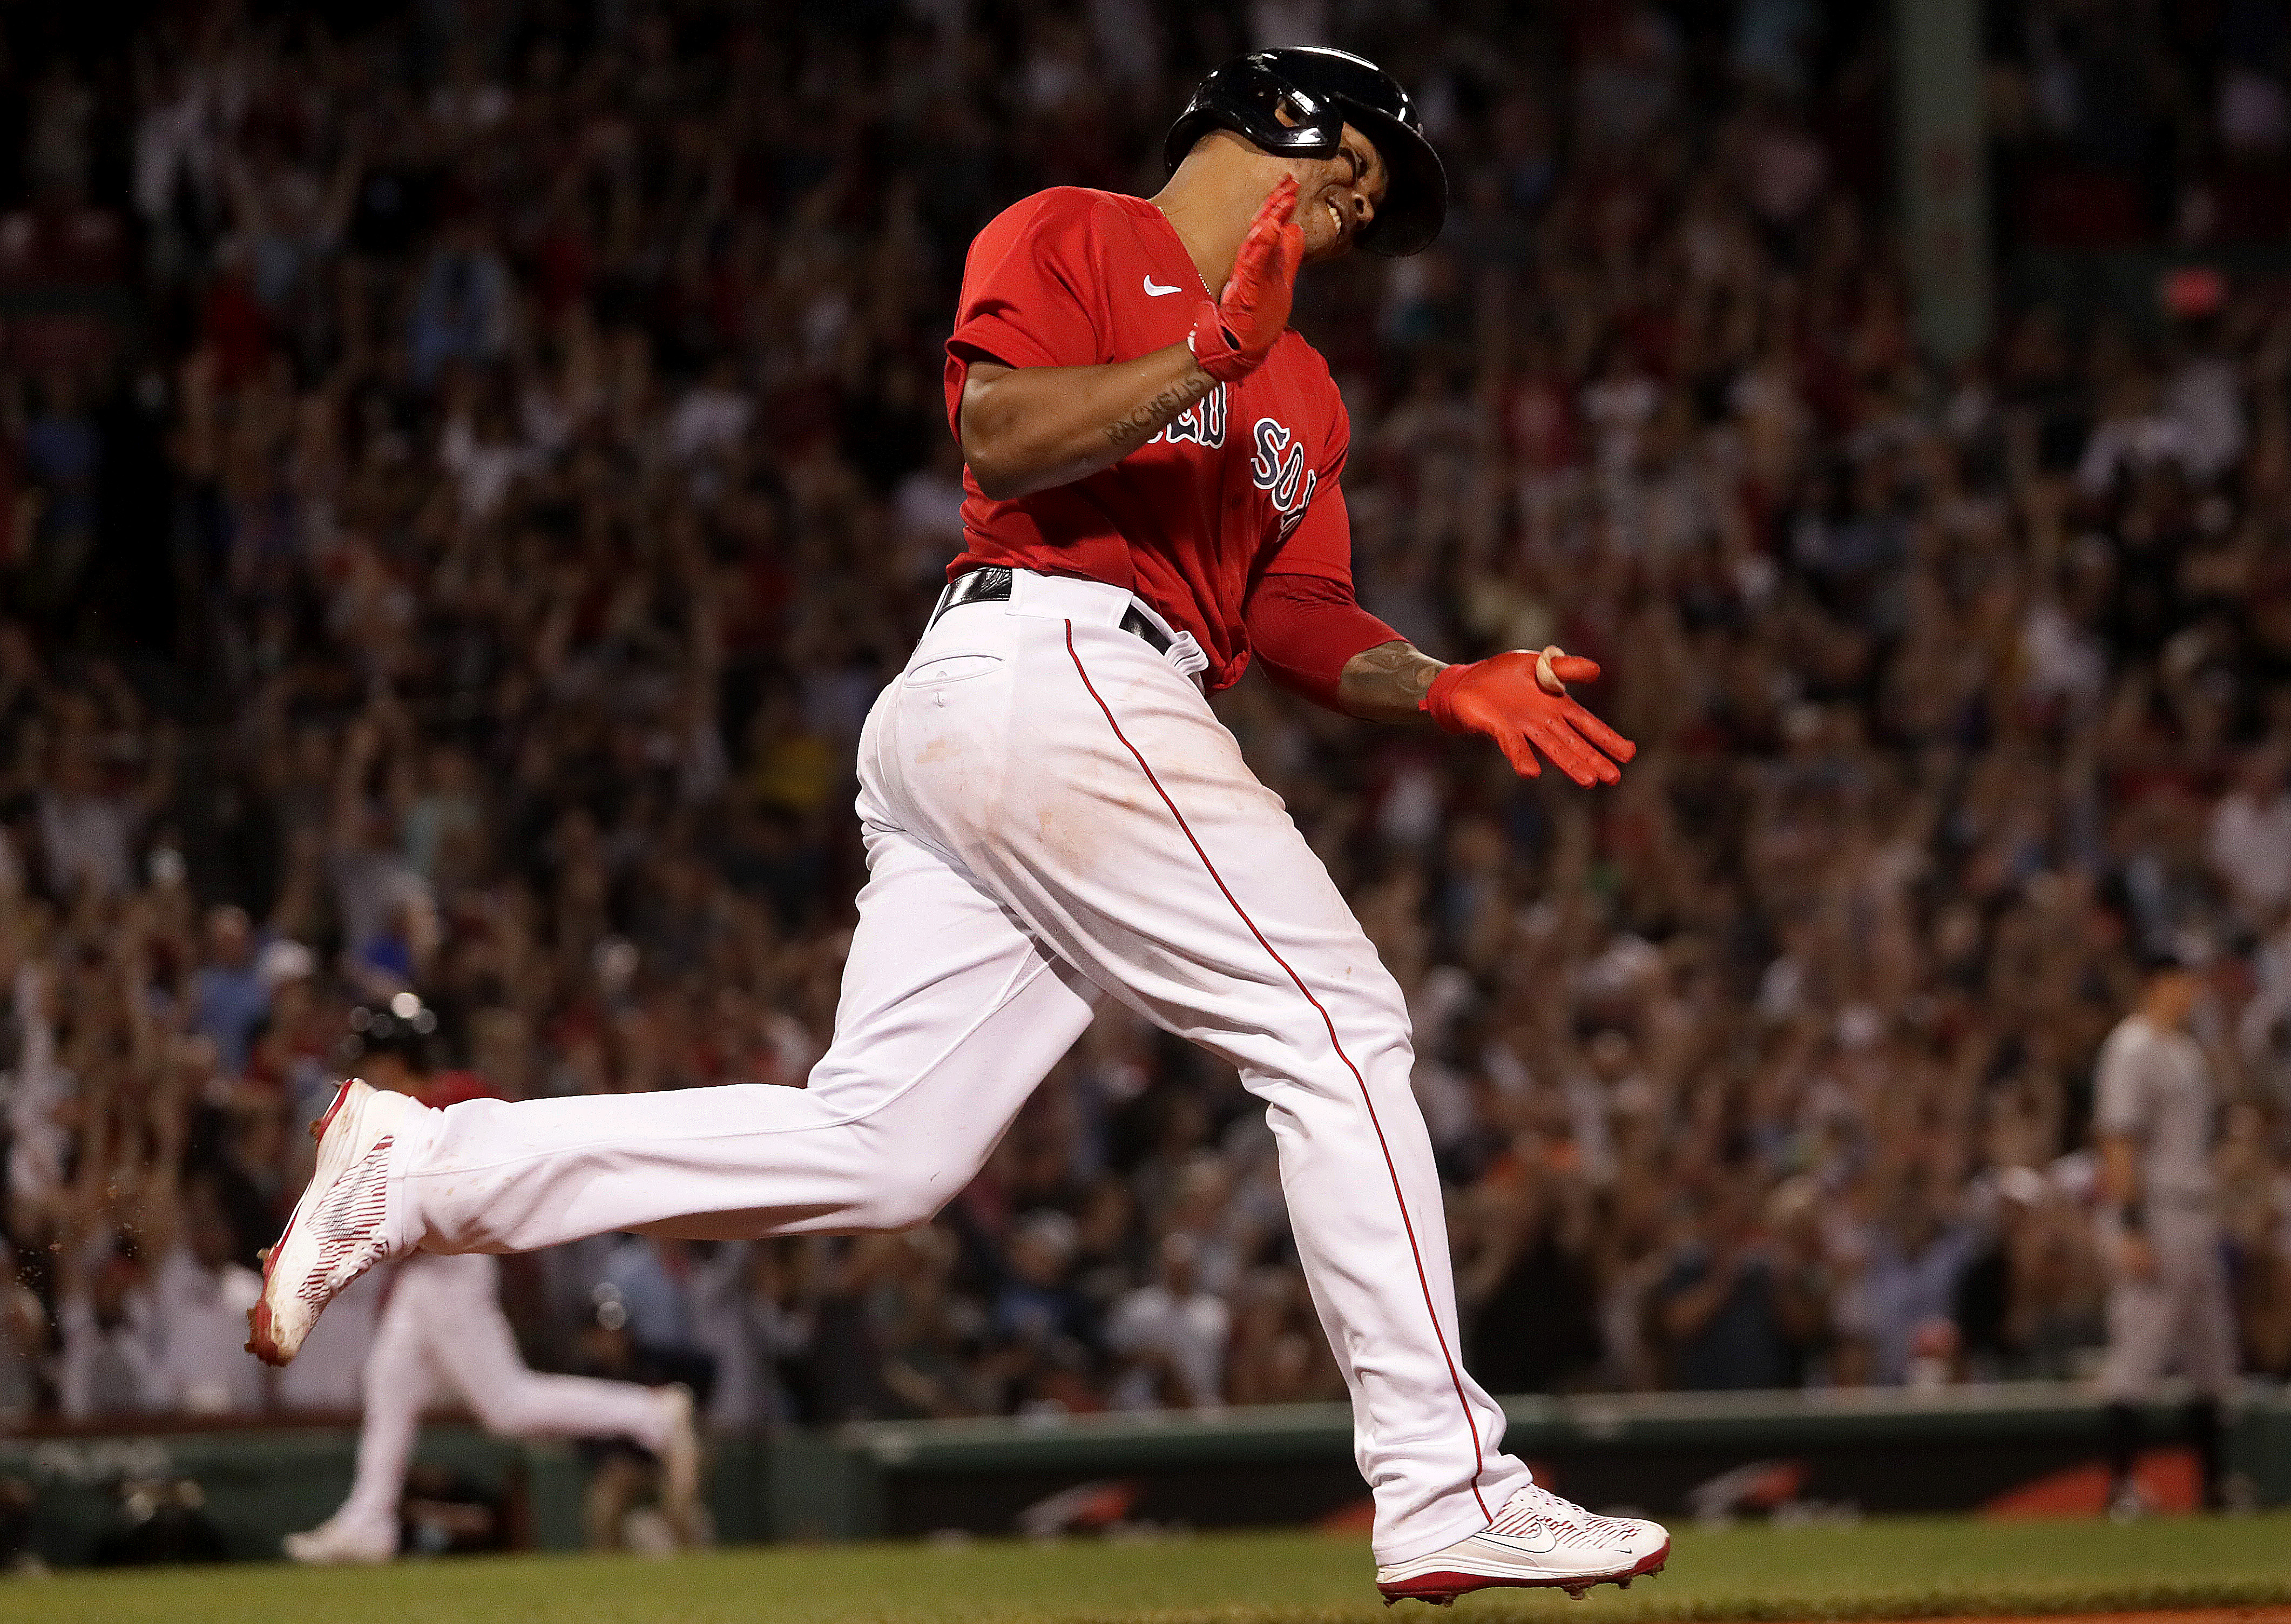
top-left (280, 998), bottom-right (699, 1564)
top-left (254, 50), bottom-right (1663, 1599)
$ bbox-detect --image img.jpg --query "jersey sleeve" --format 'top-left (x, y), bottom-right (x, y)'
top-left (944, 190), bottom-right (1107, 432)
top-left (2092, 1029), bottom-right (2150, 1140)
top-left (1245, 550), bottom-right (1403, 712)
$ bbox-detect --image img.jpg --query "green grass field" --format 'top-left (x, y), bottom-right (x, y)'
top-left (0, 1515), bottom-right (2286, 1624)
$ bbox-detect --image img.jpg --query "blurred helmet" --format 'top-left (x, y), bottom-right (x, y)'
top-left (343, 991), bottom-right (437, 1070)
top-left (255, 938), bottom-right (316, 992)
top-left (1164, 47), bottom-right (1446, 257)
top-left (2134, 931), bottom-right (2214, 977)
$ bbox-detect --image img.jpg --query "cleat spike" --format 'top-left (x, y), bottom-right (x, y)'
top-left (1617, 1579), bottom-right (1632, 1589)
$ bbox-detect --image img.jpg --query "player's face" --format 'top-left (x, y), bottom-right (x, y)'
top-left (2148, 966), bottom-right (2200, 1027)
top-left (367, 1051), bottom-right (420, 1094)
top-left (1292, 124), bottom-right (1387, 262)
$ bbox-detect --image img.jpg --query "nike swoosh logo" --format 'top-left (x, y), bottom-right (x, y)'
top-left (1475, 1529), bottom-right (1560, 1555)
top-left (1143, 276), bottom-right (1182, 297)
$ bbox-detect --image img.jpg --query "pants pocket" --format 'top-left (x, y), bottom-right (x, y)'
top-left (905, 653), bottom-right (1004, 688)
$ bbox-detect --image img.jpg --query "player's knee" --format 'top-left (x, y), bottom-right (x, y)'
top-left (814, 1116), bottom-right (969, 1230)
top-left (1303, 987), bottom-right (1417, 1101)
top-left (850, 1153), bottom-right (960, 1230)
top-left (467, 1397), bottom-right (520, 1433)
top-left (1310, 958), bottom-right (1411, 1044)
top-left (468, 1385), bottom-right (549, 1435)
top-left (853, 1181), bottom-right (951, 1231)
top-left (1359, 964), bottom-right (1412, 1029)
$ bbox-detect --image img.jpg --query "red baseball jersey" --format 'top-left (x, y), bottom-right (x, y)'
top-left (944, 187), bottom-right (1356, 693)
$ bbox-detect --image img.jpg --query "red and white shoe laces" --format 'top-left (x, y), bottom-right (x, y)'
top-left (246, 1079), bottom-right (416, 1366)
top-left (1375, 1483), bottom-right (1671, 1605)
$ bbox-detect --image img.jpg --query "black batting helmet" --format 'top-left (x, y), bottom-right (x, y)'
top-left (1164, 47), bottom-right (1446, 258)
top-left (343, 993), bottom-right (437, 1070)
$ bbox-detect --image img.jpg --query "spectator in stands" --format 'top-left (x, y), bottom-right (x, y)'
top-left (1462, 1153), bottom-right (1604, 1395)
top-left (190, 905), bottom-right (268, 1078)
top-left (1106, 1233), bottom-right (1229, 1411)
top-left (990, 1210), bottom-right (1093, 1358)
top-left (1650, 1180), bottom-right (1803, 1391)
top-left (2208, 740), bottom-right (2291, 930)
top-left (1857, 1175), bottom-right (1981, 1387)
top-left (0, 1253), bottom-right (45, 1423)
top-left (57, 1250), bottom-right (165, 1421)
top-left (144, 1172), bottom-right (267, 1415)
top-left (593, 1235), bottom-right (715, 1400)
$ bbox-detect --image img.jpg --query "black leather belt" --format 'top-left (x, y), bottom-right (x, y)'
top-left (927, 566), bottom-right (1174, 655)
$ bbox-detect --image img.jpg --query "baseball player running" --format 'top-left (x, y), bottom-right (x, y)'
top-left (251, 49), bottom-right (1663, 1600)
top-left (2093, 944), bottom-right (2238, 1516)
top-left (281, 999), bottom-right (700, 1564)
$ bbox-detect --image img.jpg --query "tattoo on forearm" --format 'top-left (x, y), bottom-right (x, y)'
top-left (1344, 640), bottom-right (1443, 705)
top-left (1101, 369), bottom-right (1215, 450)
top-left (1335, 641), bottom-right (1446, 723)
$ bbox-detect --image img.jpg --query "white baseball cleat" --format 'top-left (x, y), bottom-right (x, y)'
top-left (655, 1383), bottom-right (703, 1547)
top-left (246, 1079), bottom-right (416, 1367)
top-left (1375, 1484), bottom-right (1670, 1605)
top-left (282, 1515), bottom-right (396, 1565)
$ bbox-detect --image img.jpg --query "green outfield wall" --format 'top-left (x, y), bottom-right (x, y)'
top-left (2, 1383), bottom-right (2283, 1565)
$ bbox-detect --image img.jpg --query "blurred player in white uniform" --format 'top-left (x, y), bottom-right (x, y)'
top-left (2093, 944), bottom-right (2238, 1517)
top-left (283, 999), bottom-right (700, 1564)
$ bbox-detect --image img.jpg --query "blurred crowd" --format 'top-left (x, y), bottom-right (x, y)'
top-left (1989, 0), bottom-right (2291, 251)
top-left (1, 0), bottom-right (2289, 1436)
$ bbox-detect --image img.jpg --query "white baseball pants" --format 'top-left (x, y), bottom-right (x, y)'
top-left (2099, 1206), bottom-right (2238, 1401)
top-left (383, 570), bottom-right (1528, 1560)
top-left (328, 1251), bottom-right (673, 1538)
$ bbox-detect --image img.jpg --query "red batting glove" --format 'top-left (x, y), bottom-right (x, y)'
top-left (1421, 648), bottom-right (1637, 786)
top-left (1189, 176), bottom-right (1303, 383)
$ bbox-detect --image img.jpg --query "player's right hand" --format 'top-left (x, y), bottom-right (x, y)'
top-left (1189, 177), bottom-right (1303, 383)
top-left (1421, 646), bottom-right (1636, 786)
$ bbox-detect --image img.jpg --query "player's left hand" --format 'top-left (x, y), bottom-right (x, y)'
top-left (1420, 645), bottom-right (1636, 786)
